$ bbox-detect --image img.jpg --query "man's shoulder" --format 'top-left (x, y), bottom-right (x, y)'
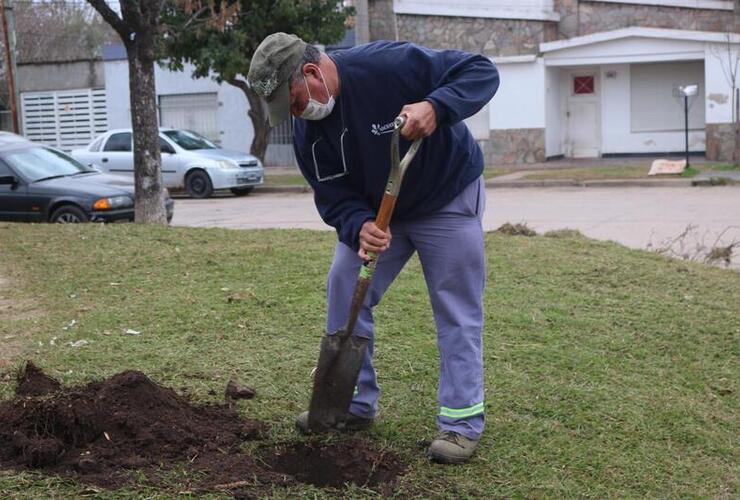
top-left (331, 40), bottom-right (415, 63)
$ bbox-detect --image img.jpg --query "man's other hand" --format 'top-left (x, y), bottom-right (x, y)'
top-left (399, 101), bottom-right (437, 140)
top-left (358, 220), bottom-right (392, 261)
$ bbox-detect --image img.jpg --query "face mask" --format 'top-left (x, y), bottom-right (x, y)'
top-left (301, 68), bottom-right (335, 121)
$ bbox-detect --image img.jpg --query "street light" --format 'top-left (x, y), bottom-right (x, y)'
top-left (678, 84), bottom-right (698, 168)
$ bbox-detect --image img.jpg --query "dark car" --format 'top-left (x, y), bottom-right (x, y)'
top-left (0, 140), bottom-right (174, 223)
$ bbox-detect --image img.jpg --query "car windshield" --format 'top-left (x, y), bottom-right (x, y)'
top-left (3, 147), bottom-right (94, 182)
top-left (163, 130), bottom-right (217, 150)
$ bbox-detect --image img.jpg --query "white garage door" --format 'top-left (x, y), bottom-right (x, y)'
top-left (21, 88), bottom-right (108, 151)
top-left (159, 92), bottom-right (219, 143)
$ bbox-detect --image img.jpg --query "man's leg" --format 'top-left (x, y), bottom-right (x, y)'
top-left (325, 226), bottom-right (415, 419)
top-left (410, 178), bottom-right (487, 441)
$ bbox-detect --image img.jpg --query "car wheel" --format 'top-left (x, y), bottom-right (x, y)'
top-left (186, 170), bottom-right (214, 199)
top-left (50, 205), bottom-right (89, 224)
top-left (230, 186), bottom-right (254, 197)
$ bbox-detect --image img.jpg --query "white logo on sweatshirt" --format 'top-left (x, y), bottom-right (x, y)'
top-left (370, 121), bottom-right (395, 136)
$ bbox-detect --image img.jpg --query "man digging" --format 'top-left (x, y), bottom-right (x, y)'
top-left (248, 33), bottom-right (499, 464)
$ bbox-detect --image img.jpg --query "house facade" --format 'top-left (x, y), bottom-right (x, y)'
top-left (15, 1), bottom-right (740, 165)
top-left (363, 0), bottom-right (740, 163)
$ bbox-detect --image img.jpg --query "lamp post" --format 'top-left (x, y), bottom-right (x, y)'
top-left (678, 84), bottom-right (698, 168)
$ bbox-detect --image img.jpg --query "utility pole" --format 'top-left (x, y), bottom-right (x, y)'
top-left (0, 0), bottom-right (19, 133)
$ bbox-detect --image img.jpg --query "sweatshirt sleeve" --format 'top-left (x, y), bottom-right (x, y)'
top-left (293, 126), bottom-right (374, 252)
top-left (398, 45), bottom-right (500, 127)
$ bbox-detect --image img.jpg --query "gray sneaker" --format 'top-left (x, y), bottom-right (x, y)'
top-left (294, 410), bottom-right (374, 435)
top-left (427, 431), bottom-right (480, 464)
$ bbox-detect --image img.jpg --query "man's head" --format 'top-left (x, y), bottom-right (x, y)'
top-left (248, 33), bottom-right (336, 126)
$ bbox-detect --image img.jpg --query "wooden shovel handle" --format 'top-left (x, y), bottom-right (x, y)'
top-left (374, 193), bottom-right (397, 232)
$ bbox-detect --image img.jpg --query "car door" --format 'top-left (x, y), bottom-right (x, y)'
top-left (0, 161), bottom-right (31, 221)
top-left (100, 132), bottom-right (134, 178)
top-left (159, 135), bottom-right (181, 188)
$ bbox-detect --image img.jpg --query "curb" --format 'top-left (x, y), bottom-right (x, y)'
top-left (255, 185), bottom-right (313, 194)
top-left (485, 178), bottom-right (695, 189)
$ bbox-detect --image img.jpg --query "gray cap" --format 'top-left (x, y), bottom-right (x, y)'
top-left (248, 33), bottom-right (307, 126)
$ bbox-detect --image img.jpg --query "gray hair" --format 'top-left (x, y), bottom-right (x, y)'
top-left (289, 44), bottom-right (322, 85)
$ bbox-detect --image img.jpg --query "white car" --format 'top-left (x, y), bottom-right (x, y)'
top-left (72, 128), bottom-right (264, 198)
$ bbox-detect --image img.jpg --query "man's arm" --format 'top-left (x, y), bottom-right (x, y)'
top-left (377, 43), bottom-right (499, 137)
top-left (293, 127), bottom-right (375, 253)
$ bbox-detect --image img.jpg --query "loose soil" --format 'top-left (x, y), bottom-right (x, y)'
top-left (0, 363), bottom-right (406, 495)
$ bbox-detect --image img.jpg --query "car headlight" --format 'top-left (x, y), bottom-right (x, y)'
top-left (93, 195), bottom-right (133, 210)
top-left (216, 159), bottom-right (240, 170)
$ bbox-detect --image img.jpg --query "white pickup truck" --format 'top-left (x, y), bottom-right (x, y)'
top-left (72, 128), bottom-right (264, 198)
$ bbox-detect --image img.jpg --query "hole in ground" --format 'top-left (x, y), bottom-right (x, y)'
top-left (260, 438), bottom-right (406, 490)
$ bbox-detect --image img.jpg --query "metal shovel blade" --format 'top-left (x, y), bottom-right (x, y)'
top-left (307, 330), bottom-right (369, 432)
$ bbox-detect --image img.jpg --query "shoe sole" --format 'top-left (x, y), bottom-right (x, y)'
top-left (427, 449), bottom-right (472, 464)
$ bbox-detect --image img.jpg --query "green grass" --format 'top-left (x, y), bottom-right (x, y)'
top-left (523, 163), bottom-right (737, 181)
top-left (0, 223), bottom-right (738, 498)
top-left (263, 172), bottom-right (308, 187)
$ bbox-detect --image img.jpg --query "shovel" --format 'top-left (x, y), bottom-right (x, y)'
top-left (307, 115), bottom-right (423, 432)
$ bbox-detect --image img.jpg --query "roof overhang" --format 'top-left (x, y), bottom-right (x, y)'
top-left (541, 27), bottom-right (740, 67)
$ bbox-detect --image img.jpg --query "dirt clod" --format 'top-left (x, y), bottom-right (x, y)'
top-left (226, 379), bottom-right (256, 400)
top-left (15, 361), bottom-right (61, 396)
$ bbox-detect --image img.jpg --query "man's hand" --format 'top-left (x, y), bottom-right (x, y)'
top-left (358, 220), bottom-right (391, 261)
top-left (399, 101), bottom-right (437, 140)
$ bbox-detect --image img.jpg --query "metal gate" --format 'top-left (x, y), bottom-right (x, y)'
top-left (265, 118), bottom-right (297, 167)
top-left (21, 88), bottom-right (108, 151)
top-left (159, 92), bottom-right (219, 143)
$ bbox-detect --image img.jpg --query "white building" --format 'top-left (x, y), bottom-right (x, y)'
top-left (489, 27), bottom-right (740, 159)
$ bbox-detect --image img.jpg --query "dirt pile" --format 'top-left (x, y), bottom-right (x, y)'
top-left (0, 363), bottom-right (406, 494)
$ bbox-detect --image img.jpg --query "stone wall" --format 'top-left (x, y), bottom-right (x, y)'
top-left (396, 15), bottom-right (558, 56)
top-left (483, 129), bottom-right (547, 164)
top-left (368, 0), bottom-right (397, 42)
top-left (556, 1), bottom-right (740, 38)
top-left (706, 123), bottom-right (740, 162)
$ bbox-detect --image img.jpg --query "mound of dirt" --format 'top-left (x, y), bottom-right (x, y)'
top-left (0, 364), bottom-right (407, 494)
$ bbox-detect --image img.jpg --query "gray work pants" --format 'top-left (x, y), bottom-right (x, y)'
top-left (325, 177), bottom-right (486, 439)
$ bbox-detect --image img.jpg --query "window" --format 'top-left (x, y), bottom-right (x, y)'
top-left (0, 161), bottom-right (11, 177)
top-left (89, 135), bottom-right (106, 152)
top-left (630, 61), bottom-right (705, 132)
top-left (573, 76), bottom-right (595, 95)
top-left (3, 147), bottom-right (91, 182)
top-left (104, 132), bottom-right (132, 152)
top-left (163, 129), bottom-right (216, 150)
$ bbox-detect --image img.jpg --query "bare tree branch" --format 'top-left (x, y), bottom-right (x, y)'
top-left (86, 0), bottom-right (130, 41)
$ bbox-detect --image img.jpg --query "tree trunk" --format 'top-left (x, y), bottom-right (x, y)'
top-left (734, 120), bottom-right (740, 167)
top-left (229, 78), bottom-right (271, 163)
top-left (128, 47), bottom-right (167, 223)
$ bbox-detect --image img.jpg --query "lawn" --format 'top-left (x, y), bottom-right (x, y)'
top-left (0, 223), bottom-right (737, 498)
top-left (521, 163), bottom-right (739, 181)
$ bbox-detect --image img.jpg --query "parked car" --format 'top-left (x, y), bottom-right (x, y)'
top-left (0, 139), bottom-right (174, 223)
top-left (72, 128), bottom-right (264, 199)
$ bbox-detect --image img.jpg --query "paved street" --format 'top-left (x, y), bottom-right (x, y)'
top-left (172, 186), bottom-right (740, 266)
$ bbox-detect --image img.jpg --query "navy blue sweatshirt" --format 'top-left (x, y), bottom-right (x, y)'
top-left (293, 41), bottom-right (500, 251)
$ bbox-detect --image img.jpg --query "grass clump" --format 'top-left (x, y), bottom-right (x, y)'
top-left (495, 222), bottom-right (537, 236)
top-left (0, 223), bottom-right (738, 497)
top-left (544, 228), bottom-right (585, 239)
